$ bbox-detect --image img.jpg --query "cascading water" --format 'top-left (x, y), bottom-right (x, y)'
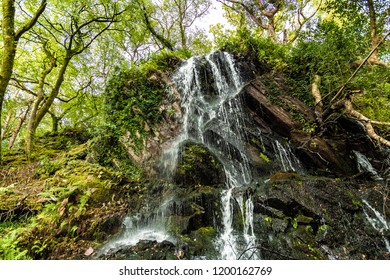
top-left (101, 51), bottom-right (305, 259)
top-left (164, 51), bottom-right (257, 259)
top-left (98, 198), bottom-right (175, 256)
top-left (362, 200), bottom-right (390, 253)
top-left (353, 150), bottom-right (383, 181)
top-left (354, 151), bottom-right (389, 253)
top-left (273, 140), bottom-right (301, 172)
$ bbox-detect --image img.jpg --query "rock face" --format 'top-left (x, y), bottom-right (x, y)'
top-left (174, 142), bottom-right (225, 186)
top-left (101, 51), bottom-right (389, 260)
top-left (253, 178), bottom-right (389, 259)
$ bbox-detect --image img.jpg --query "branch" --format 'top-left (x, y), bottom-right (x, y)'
top-left (138, 1), bottom-right (175, 51)
top-left (15, 0), bottom-right (47, 41)
top-left (288, 0), bottom-right (323, 43)
top-left (55, 77), bottom-right (92, 103)
top-left (323, 30), bottom-right (390, 118)
top-left (344, 99), bottom-right (390, 147)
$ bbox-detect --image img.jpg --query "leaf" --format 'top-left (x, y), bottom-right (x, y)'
top-left (58, 197), bottom-right (69, 216)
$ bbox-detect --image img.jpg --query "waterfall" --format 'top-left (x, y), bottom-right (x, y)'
top-left (362, 200), bottom-right (390, 253)
top-left (166, 51), bottom-right (257, 259)
top-left (272, 140), bottom-right (301, 172)
top-left (97, 198), bottom-right (175, 256)
top-left (101, 51), bottom-right (304, 259)
top-left (353, 150), bottom-right (382, 180)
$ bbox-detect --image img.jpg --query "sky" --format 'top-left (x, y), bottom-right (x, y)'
top-left (194, 1), bottom-right (231, 38)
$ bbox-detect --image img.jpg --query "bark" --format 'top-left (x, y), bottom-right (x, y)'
top-left (1, 112), bottom-right (13, 140)
top-left (367, 0), bottom-right (379, 62)
top-left (344, 99), bottom-right (390, 148)
top-left (0, 0), bottom-right (17, 162)
top-left (8, 105), bottom-right (30, 149)
top-left (0, 0), bottom-right (47, 162)
top-left (311, 75), bottom-right (323, 123)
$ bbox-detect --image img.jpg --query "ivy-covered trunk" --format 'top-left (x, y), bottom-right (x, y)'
top-left (0, 0), bottom-right (17, 163)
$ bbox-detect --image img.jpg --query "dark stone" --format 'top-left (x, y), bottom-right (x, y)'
top-left (101, 240), bottom-right (178, 260)
top-left (174, 142), bottom-right (225, 186)
top-left (252, 179), bottom-right (390, 260)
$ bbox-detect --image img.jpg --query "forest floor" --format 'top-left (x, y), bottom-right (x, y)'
top-left (0, 131), bottom-right (135, 259)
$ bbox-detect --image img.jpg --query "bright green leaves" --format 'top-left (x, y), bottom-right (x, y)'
top-left (103, 56), bottom-right (171, 149)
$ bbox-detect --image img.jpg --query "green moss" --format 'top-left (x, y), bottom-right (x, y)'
top-left (0, 231), bottom-right (31, 260)
top-left (196, 226), bottom-right (216, 238)
top-left (264, 216), bottom-right (272, 223)
top-left (259, 152), bottom-right (270, 163)
top-left (176, 143), bottom-right (224, 186)
top-left (352, 199), bottom-right (362, 208)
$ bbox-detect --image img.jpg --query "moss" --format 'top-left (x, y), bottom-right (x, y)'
top-left (175, 143), bottom-right (225, 186)
top-left (259, 152), bottom-right (270, 163)
top-left (269, 172), bottom-right (302, 181)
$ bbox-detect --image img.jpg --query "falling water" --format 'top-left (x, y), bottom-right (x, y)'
top-left (273, 140), bottom-right (301, 172)
top-left (362, 200), bottom-right (390, 253)
top-left (164, 51), bottom-right (256, 259)
top-left (353, 150), bottom-right (382, 180)
top-left (100, 51), bottom-right (304, 259)
top-left (97, 198), bottom-right (175, 256)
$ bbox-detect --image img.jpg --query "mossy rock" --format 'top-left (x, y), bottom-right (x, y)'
top-left (175, 143), bottom-right (225, 186)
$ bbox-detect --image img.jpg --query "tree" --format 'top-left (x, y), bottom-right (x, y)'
top-left (133, 0), bottom-right (212, 53)
top-left (18, 0), bottom-right (125, 158)
top-left (217, 0), bottom-right (322, 43)
top-left (0, 0), bottom-right (47, 162)
top-left (290, 16), bottom-right (390, 148)
top-left (325, 0), bottom-right (390, 67)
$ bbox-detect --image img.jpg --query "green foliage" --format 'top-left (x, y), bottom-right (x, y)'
top-left (88, 128), bottom-right (142, 180)
top-left (214, 28), bottom-right (289, 70)
top-left (35, 157), bottom-right (61, 178)
top-left (288, 20), bottom-right (366, 103)
top-left (0, 230), bottom-right (31, 260)
top-left (103, 53), bottom-right (178, 149)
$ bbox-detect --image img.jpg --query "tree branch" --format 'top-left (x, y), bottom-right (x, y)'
top-left (323, 30), bottom-right (390, 119)
top-left (15, 0), bottom-right (47, 41)
top-left (344, 99), bottom-right (390, 147)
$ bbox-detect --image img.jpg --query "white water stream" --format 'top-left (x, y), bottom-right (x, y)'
top-left (99, 52), bottom-right (389, 259)
top-left (165, 52), bottom-right (257, 259)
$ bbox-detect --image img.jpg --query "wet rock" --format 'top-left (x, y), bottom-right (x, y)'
top-left (174, 143), bottom-right (225, 186)
top-left (102, 240), bottom-right (178, 260)
top-left (252, 179), bottom-right (390, 260)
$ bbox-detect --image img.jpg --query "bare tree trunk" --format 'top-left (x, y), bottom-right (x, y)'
top-left (1, 112), bottom-right (13, 140)
top-left (8, 105), bottom-right (30, 149)
top-left (311, 75), bottom-right (323, 123)
top-left (367, 0), bottom-right (379, 62)
top-left (344, 99), bottom-right (390, 147)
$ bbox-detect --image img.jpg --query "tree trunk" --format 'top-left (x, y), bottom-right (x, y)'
top-left (367, 0), bottom-right (379, 62)
top-left (0, 0), bottom-right (46, 162)
top-left (0, 0), bottom-right (17, 163)
top-left (51, 114), bottom-right (59, 133)
top-left (311, 75), bottom-right (323, 123)
top-left (25, 55), bottom-right (71, 159)
top-left (1, 112), bottom-right (13, 140)
top-left (8, 105), bottom-right (30, 149)
top-left (267, 16), bottom-right (277, 42)
top-left (344, 99), bottom-right (390, 147)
